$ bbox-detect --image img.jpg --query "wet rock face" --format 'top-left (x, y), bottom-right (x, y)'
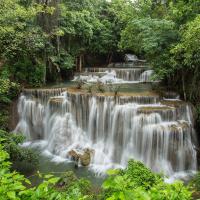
top-left (68, 148), bottom-right (94, 167)
top-left (68, 150), bottom-right (79, 162)
top-left (80, 148), bottom-right (94, 166)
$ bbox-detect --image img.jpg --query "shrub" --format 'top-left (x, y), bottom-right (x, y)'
top-left (107, 83), bottom-right (121, 96)
top-left (85, 84), bottom-right (93, 93)
top-left (0, 143), bottom-right (91, 200)
top-left (57, 171), bottom-right (93, 198)
top-left (0, 78), bottom-right (20, 104)
top-left (75, 78), bottom-right (85, 89)
top-left (0, 130), bottom-right (39, 172)
top-left (191, 171), bottom-right (200, 192)
top-left (0, 111), bottom-right (9, 130)
top-left (122, 160), bottom-right (161, 189)
top-left (95, 81), bottom-right (105, 93)
top-left (102, 160), bottom-right (192, 200)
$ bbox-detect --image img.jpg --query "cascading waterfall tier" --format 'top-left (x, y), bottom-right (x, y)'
top-left (74, 67), bottom-right (155, 83)
top-left (15, 87), bottom-right (197, 177)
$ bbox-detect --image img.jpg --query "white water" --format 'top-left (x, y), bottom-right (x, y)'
top-left (14, 88), bottom-right (197, 178)
top-left (73, 68), bottom-right (156, 83)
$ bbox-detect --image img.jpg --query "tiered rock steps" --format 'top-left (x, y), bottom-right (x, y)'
top-left (107, 63), bottom-right (149, 68)
top-left (23, 88), bottom-right (65, 101)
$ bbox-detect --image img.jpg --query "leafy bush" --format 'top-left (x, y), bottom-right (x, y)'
top-left (10, 58), bottom-right (45, 87)
top-left (107, 83), bottom-right (120, 96)
top-left (0, 139), bottom-right (193, 200)
top-left (75, 78), bottom-right (85, 89)
top-left (0, 143), bottom-right (91, 200)
top-left (121, 160), bottom-right (162, 189)
top-left (0, 130), bottom-right (39, 172)
top-left (0, 144), bottom-right (60, 200)
top-left (191, 171), bottom-right (200, 192)
top-left (95, 81), bottom-right (105, 93)
top-left (85, 84), bottom-right (93, 94)
top-left (149, 181), bottom-right (192, 200)
top-left (50, 51), bottom-right (75, 70)
top-left (102, 160), bottom-right (192, 200)
top-left (57, 171), bottom-right (94, 199)
top-left (28, 63), bottom-right (46, 87)
top-left (0, 78), bottom-right (20, 104)
top-left (0, 144), bottom-right (30, 200)
top-left (0, 111), bottom-right (9, 130)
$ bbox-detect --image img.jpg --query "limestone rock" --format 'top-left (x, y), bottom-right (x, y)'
top-left (68, 149), bottom-right (79, 162)
top-left (67, 148), bottom-right (94, 167)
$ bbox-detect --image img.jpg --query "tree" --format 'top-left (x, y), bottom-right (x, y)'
top-left (120, 18), bottom-right (178, 78)
top-left (171, 15), bottom-right (200, 101)
top-left (0, 0), bottom-right (48, 85)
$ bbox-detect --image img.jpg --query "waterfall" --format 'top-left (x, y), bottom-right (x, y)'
top-left (74, 67), bottom-right (155, 83)
top-left (14, 88), bottom-right (197, 176)
top-left (139, 70), bottom-right (154, 82)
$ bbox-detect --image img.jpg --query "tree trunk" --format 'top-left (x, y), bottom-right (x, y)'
top-left (68, 36), bottom-right (71, 52)
top-left (57, 35), bottom-right (60, 59)
top-left (79, 55), bottom-right (82, 72)
top-left (108, 52), bottom-right (113, 64)
top-left (182, 69), bottom-right (186, 101)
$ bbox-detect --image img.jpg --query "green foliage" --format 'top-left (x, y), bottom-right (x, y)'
top-left (0, 0), bottom-right (47, 86)
top-left (166, 0), bottom-right (200, 26)
top-left (115, 0), bottom-right (200, 105)
top-left (0, 143), bottom-right (92, 200)
top-left (107, 83), bottom-right (121, 96)
top-left (0, 78), bottom-right (20, 104)
top-left (0, 140), bottom-right (193, 200)
top-left (0, 143), bottom-right (30, 200)
top-left (95, 81), bottom-right (105, 93)
top-left (0, 0), bottom-right (46, 60)
top-left (50, 51), bottom-right (75, 70)
top-left (191, 171), bottom-right (200, 192)
top-left (121, 160), bottom-right (162, 189)
top-left (1, 0), bottom-right (200, 93)
top-left (120, 18), bottom-right (178, 79)
top-left (0, 130), bottom-right (39, 171)
top-left (0, 111), bottom-right (9, 130)
top-left (102, 160), bottom-right (192, 200)
top-left (85, 84), bottom-right (93, 94)
top-left (75, 78), bottom-right (85, 89)
top-left (148, 181), bottom-right (192, 200)
top-left (0, 147), bottom-right (60, 200)
top-left (57, 171), bottom-right (93, 199)
top-left (0, 69), bottom-right (20, 131)
top-left (8, 58), bottom-right (45, 87)
top-left (89, 19), bottom-right (117, 55)
top-left (169, 15), bottom-right (200, 102)
top-left (171, 15), bottom-right (200, 70)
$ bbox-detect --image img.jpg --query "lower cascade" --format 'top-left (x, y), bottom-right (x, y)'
top-left (14, 85), bottom-right (198, 178)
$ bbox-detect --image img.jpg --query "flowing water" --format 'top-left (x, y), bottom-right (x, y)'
top-left (14, 65), bottom-right (198, 182)
top-left (73, 67), bottom-right (155, 83)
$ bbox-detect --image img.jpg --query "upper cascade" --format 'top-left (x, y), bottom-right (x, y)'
top-left (14, 80), bottom-right (197, 178)
top-left (73, 63), bottom-right (156, 83)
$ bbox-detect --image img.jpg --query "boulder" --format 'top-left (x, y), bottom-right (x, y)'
top-left (68, 150), bottom-right (79, 162)
top-left (67, 148), bottom-right (94, 167)
top-left (79, 148), bottom-right (92, 166)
